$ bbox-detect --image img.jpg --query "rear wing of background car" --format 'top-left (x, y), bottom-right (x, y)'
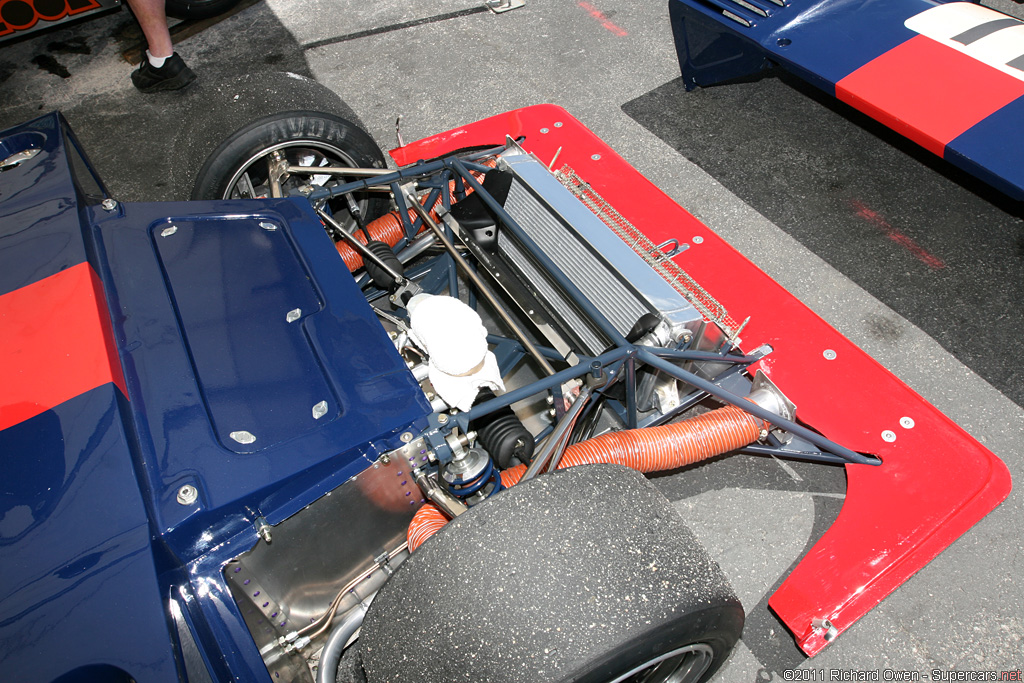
top-left (668, 0), bottom-right (1024, 202)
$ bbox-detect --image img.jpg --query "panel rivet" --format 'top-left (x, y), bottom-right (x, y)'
top-left (101, 198), bottom-right (118, 211)
top-left (881, 430), bottom-right (897, 443)
top-left (176, 484), bottom-right (198, 505)
top-left (231, 430), bottom-right (257, 444)
top-left (823, 349), bottom-right (837, 360)
top-left (900, 416), bottom-right (915, 429)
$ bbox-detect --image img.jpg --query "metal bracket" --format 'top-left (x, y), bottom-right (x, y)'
top-left (812, 618), bottom-right (838, 642)
top-left (374, 551), bottom-right (395, 577)
top-left (254, 517), bottom-right (273, 544)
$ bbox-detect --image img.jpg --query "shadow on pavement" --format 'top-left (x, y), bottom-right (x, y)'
top-left (623, 73), bottom-right (1024, 408)
top-left (1, 1), bottom-right (367, 202)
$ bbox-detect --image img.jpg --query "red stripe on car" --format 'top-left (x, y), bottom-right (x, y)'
top-left (836, 34), bottom-right (1024, 157)
top-left (0, 262), bottom-right (127, 432)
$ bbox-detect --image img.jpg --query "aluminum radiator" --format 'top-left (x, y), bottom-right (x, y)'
top-left (451, 145), bottom-right (737, 358)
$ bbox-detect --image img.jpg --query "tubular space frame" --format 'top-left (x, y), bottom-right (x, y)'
top-left (303, 149), bottom-right (875, 467)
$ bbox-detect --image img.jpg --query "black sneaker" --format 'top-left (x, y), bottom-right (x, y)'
top-left (131, 53), bottom-right (196, 93)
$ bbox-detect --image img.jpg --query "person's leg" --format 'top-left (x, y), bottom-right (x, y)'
top-left (125, 0), bottom-right (196, 92)
top-left (125, 0), bottom-right (173, 59)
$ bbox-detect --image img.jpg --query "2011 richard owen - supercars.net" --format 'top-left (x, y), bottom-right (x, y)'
top-left (0, 104), bottom-right (1011, 683)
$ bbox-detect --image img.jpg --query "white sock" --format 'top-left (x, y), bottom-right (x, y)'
top-left (146, 50), bottom-right (171, 69)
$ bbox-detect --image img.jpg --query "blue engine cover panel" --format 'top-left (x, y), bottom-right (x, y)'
top-left (95, 197), bottom-right (431, 547)
top-left (154, 215), bottom-right (341, 453)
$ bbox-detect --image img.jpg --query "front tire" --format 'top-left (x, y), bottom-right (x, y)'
top-left (360, 464), bottom-right (743, 683)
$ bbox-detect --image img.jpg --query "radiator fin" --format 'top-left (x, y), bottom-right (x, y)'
top-left (554, 165), bottom-right (742, 343)
top-left (500, 179), bottom-right (651, 355)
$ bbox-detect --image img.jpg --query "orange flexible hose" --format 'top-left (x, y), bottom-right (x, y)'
top-left (335, 163), bottom-right (493, 271)
top-left (407, 404), bottom-right (766, 551)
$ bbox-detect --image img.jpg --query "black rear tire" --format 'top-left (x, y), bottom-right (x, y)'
top-left (360, 464), bottom-right (743, 683)
top-left (191, 111), bottom-right (390, 234)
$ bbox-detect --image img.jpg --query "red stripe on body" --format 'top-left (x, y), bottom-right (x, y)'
top-left (836, 34), bottom-right (1024, 157)
top-left (1, 262), bottom-right (127, 432)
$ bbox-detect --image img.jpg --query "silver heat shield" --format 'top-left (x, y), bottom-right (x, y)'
top-left (487, 146), bottom-right (717, 356)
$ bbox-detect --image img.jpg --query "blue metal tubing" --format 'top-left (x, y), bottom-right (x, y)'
top-left (390, 185), bottom-right (418, 238)
top-left (452, 171), bottom-right (468, 202)
top-left (431, 170), bottom-right (460, 297)
top-left (624, 357), bottom-right (638, 428)
top-left (447, 158), bottom-right (630, 349)
top-left (466, 259), bottom-right (478, 311)
top-left (485, 334), bottom-right (572, 363)
top-left (303, 147), bottom-right (503, 203)
top-left (649, 347), bottom-right (766, 365)
top-left (459, 347), bottom-right (633, 427)
top-left (444, 226), bottom-right (459, 298)
top-left (636, 348), bottom-right (878, 466)
top-left (399, 183), bottom-right (443, 241)
top-left (741, 444), bottom-right (877, 467)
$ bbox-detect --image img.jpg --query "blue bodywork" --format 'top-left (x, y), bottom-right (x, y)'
top-left (0, 113), bottom-right (430, 682)
top-left (668, 0), bottom-right (1024, 201)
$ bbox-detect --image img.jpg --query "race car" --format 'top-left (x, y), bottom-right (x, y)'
top-left (0, 104), bottom-right (1011, 682)
top-left (668, 0), bottom-right (1024, 202)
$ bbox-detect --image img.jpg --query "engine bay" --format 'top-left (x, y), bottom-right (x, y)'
top-left (213, 128), bottom-right (869, 682)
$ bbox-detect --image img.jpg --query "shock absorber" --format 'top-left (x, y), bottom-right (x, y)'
top-left (440, 447), bottom-right (502, 504)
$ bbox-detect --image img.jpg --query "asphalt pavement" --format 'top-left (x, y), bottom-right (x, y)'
top-left (1, 0), bottom-right (1022, 680)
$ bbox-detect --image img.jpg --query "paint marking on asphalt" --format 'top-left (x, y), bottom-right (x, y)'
top-left (578, 2), bottom-right (627, 37)
top-left (302, 6), bottom-right (489, 50)
top-left (851, 200), bottom-right (947, 270)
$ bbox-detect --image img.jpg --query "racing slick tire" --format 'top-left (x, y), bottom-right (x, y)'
top-left (165, 0), bottom-right (243, 20)
top-left (192, 111), bottom-right (390, 233)
top-left (359, 464), bottom-right (744, 683)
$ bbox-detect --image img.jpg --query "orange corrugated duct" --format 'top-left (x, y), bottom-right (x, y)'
top-left (407, 404), bottom-right (766, 551)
